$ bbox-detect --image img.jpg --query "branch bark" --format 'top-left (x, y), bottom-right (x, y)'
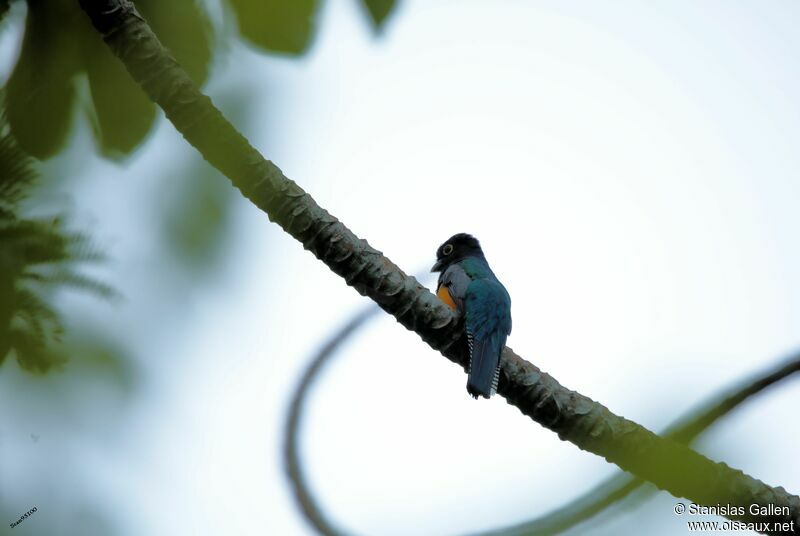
top-left (484, 350), bottom-right (800, 535)
top-left (77, 1), bottom-right (800, 532)
top-left (285, 305), bottom-right (800, 536)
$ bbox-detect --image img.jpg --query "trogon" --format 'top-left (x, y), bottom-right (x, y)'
top-left (431, 233), bottom-right (512, 398)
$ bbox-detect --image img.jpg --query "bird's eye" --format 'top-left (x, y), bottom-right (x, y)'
top-left (443, 244), bottom-right (454, 255)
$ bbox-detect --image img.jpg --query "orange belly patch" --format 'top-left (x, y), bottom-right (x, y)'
top-left (437, 285), bottom-right (458, 310)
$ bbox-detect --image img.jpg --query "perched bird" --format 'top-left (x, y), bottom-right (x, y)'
top-left (431, 233), bottom-right (512, 398)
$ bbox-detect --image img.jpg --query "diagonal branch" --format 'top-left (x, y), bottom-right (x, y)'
top-left (483, 350), bottom-right (800, 536)
top-left (285, 305), bottom-right (800, 536)
top-left (77, 1), bottom-right (800, 532)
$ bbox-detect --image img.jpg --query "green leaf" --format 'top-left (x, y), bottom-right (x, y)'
top-left (137, 0), bottom-right (212, 86)
top-left (5, 0), bottom-right (213, 160)
top-left (5, 0), bottom-right (82, 159)
top-left (361, 0), bottom-right (397, 30)
top-left (163, 165), bottom-right (236, 272)
top-left (81, 0), bottom-right (212, 157)
top-left (84, 31), bottom-right (158, 157)
top-left (229, 0), bottom-right (320, 54)
top-left (0, 0), bottom-right (10, 24)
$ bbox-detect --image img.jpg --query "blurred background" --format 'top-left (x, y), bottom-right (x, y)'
top-left (1, 0), bottom-right (799, 535)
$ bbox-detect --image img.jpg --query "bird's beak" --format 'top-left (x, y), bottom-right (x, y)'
top-left (431, 259), bottom-right (444, 272)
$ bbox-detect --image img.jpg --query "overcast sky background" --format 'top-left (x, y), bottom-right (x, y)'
top-left (2, 1), bottom-right (800, 535)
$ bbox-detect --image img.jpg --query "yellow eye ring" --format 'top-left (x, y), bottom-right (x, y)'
top-left (443, 244), bottom-right (454, 255)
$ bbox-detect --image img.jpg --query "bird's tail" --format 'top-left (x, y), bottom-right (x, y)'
top-left (466, 333), bottom-right (502, 399)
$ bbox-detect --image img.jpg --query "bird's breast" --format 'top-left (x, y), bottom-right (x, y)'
top-left (437, 285), bottom-right (458, 310)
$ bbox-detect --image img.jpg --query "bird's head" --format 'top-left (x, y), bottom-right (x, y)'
top-left (431, 233), bottom-right (483, 272)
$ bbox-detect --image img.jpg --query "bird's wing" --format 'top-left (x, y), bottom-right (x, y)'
top-left (464, 278), bottom-right (512, 397)
top-left (437, 263), bottom-right (471, 312)
top-left (465, 279), bottom-right (512, 339)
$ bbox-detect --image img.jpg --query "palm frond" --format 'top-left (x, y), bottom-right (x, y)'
top-left (21, 268), bottom-right (118, 299)
top-left (9, 325), bottom-right (67, 373)
top-left (0, 93), bottom-right (116, 371)
top-left (0, 108), bottom-right (36, 207)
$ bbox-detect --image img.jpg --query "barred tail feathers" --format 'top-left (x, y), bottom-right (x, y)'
top-left (466, 332), bottom-right (503, 399)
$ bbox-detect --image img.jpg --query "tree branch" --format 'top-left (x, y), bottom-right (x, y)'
top-left (285, 305), bottom-right (800, 536)
top-left (483, 350), bottom-right (800, 536)
top-left (77, 1), bottom-right (800, 532)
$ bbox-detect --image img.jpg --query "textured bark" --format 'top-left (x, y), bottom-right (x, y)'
top-left (286, 308), bottom-right (800, 536)
top-left (486, 350), bottom-right (800, 536)
top-left (78, 1), bottom-right (800, 533)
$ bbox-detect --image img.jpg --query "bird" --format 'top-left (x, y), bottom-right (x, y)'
top-left (431, 233), bottom-right (512, 398)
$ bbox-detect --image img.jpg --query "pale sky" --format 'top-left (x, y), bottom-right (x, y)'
top-left (2, 1), bottom-right (800, 535)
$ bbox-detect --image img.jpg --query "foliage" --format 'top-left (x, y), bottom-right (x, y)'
top-left (230, 0), bottom-right (397, 53)
top-left (4, 0), bottom-right (211, 159)
top-left (157, 91), bottom-right (251, 275)
top-left (362, 0), bottom-right (397, 29)
top-left (0, 103), bottom-right (113, 372)
top-left (229, 0), bottom-right (320, 54)
top-left (2, 0), bottom-right (399, 161)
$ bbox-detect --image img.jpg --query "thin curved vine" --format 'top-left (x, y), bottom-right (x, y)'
top-left (77, 2), bottom-right (800, 531)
